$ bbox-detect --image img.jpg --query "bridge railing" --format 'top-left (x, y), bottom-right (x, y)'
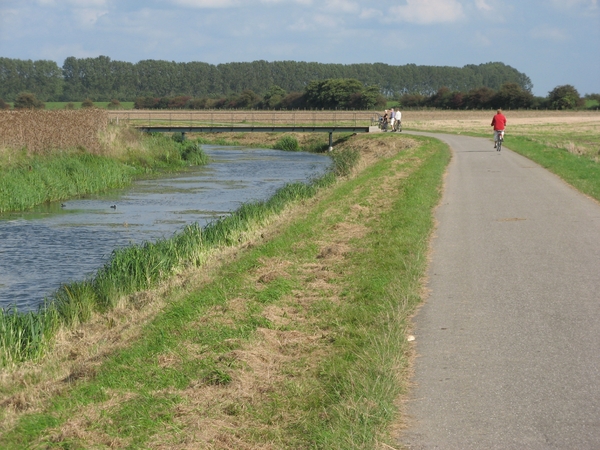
top-left (108, 110), bottom-right (379, 128)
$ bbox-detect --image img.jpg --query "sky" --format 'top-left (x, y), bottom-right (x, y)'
top-left (0, 0), bottom-right (598, 97)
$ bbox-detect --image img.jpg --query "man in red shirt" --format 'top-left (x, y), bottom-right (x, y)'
top-left (491, 109), bottom-right (507, 150)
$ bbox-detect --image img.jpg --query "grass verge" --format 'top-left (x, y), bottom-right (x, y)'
top-left (0, 134), bottom-right (450, 448)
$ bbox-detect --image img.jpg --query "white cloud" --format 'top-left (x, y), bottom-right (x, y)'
top-left (73, 8), bottom-right (109, 27)
top-left (387, 0), bottom-right (465, 24)
top-left (552, 0), bottom-right (597, 9)
top-left (169, 0), bottom-right (241, 8)
top-left (321, 0), bottom-right (359, 14)
top-left (530, 25), bottom-right (570, 42)
top-left (359, 8), bottom-right (383, 20)
top-left (474, 0), bottom-right (493, 12)
top-left (36, 0), bottom-right (109, 6)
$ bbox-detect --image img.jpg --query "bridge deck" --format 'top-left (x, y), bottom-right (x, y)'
top-left (137, 125), bottom-right (376, 133)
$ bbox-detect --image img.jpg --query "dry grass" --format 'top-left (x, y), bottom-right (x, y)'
top-left (0, 109), bottom-right (109, 154)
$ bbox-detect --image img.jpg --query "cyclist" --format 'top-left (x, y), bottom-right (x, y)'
top-left (491, 109), bottom-right (507, 150)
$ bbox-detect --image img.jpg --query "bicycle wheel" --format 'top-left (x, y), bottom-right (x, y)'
top-left (497, 137), bottom-right (502, 152)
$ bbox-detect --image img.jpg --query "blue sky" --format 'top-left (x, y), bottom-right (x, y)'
top-left (0, 0), bottom-right (598, 97)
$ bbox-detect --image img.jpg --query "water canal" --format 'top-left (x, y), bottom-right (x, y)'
top-left (0, 145), bottom-right (331, 311)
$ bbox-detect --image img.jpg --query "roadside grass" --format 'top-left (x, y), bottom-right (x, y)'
top-left (0, 134), bottom-right (450, 448)
top-left (503, 135), bottom-right (600, 201)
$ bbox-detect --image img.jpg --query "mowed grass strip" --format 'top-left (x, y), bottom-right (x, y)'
top-left (0, 135), bottom-right (449, 449)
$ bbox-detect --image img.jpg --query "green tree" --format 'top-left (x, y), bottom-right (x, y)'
top-left (492, 82), bottom-right (534, 109)
top-left (548, 85), bottom-right (584, 109)
top-left (13, 92), bottom-right (45, 109)
top-left (263, 85), bottom-right (287, 109)
top-left (465, 86), bottom-right (495, 109)
top-left (305, 78), bottom-right (368, 109)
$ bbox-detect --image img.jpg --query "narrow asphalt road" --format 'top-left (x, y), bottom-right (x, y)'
top-left (398, 133), bottom-right (600, 449)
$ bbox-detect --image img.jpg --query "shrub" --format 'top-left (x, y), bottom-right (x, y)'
top-left (64, 102), bottom-right (75, 110)
top-left (82, 99), bottom-right (95, 108)
top-left (107, 99), bottom-right (122, 109)
top-left (14, 92), bottom-right (45, 109)
top-left (548, 85), bottom-right (584, 110)
top-left (0, 98), bottom-right (10, 110)
top-left (274, 135), bottom-right (300, 151)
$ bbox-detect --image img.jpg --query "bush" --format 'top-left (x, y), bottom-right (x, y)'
top-left (274, 135), bottom-right (300, 151)
top-left (13, 92), bottom-right (45, 109)
top-left (81, 99), bottom-right (95, 108)
top-left (107, 99), bottom-right (122, 109)
top-left (548, 85), bottom-right (584, 110)
top-left (0, 98), bottom-right (10, 110)
top-left (64, 102), bottom-right (75, 110)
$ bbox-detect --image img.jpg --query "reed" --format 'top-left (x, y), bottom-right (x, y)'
top-left (0, 132), bottom-right (208, 213)
top-left (0, 146), bottom-right (354, 366)
top-left (0, 307), bottom-right (57, 366)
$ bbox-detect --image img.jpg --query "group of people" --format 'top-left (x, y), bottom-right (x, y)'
top-left (380, 108), bottom-right (402, 132)
top-left (378, 107), bottom-right (507, 150)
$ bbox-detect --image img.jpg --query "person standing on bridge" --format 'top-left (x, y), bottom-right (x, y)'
top-left (491, 109), bottom-right (507, 149)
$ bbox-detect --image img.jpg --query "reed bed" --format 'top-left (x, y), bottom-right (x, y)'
top-left (0, 132), bottom-right (208, 213)
top-left (0, 110), bottom-right (109, 154)
top-left (0, 149), bottom-right (348, 366)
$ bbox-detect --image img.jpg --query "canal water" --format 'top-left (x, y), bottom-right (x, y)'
top-left (0, 145), bottom-right (331, 311)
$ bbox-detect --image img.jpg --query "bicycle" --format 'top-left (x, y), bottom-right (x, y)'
top-left (496, 130), bottom-right (504, 152)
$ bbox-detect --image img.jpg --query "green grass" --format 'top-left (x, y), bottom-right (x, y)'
top-left (0, 133), bottom-right (208, 213)
top-left (0, 135), bottom-right (451, 448)
top-left (505, 136), bottom-right (600, 201)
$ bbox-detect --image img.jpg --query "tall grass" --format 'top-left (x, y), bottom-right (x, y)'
top-left (0, 307), bottom-right (57, 365)
top-left (0, 146), bottom-right (349, 367)
top-left (0, 132), bottom-right (208, 213)
top-left (0, 153), bottom-right (137, 212)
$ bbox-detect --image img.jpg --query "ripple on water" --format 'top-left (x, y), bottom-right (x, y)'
top-left (0, 146), bottom-right (331, 311)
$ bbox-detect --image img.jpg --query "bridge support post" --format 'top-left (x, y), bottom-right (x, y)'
top-left (328, 132), bottom-right (333, 152)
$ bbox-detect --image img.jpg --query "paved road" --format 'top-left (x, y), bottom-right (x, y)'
top-left (399, 133), bottom-right (600, 449)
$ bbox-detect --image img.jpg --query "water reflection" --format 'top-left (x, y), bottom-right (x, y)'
top-left (0, 146), bottom-right (331, 311)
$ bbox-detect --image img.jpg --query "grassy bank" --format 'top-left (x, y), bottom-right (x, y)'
top-left (0, 129), bottom-right (208, 213)
top-left (0, 144), bottom-right (353, 366)
top-left (0, 133), bottom-right (449, 448)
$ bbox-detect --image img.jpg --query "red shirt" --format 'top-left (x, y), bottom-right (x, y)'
top-left (491, 113), bottom-right (507, 131)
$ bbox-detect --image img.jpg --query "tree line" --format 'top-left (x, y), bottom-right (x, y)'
top-left (0, 56), bottom-right (531, 102)
top-left (398, 83), bottom-right (594, 110)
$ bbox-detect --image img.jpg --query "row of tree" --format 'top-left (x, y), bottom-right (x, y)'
top-left (0, 56), bottom-right (532, 102)
top-left (3, 79), bottom-right (593, 112)
top-left (133, 79), bottom-right (387, 111)
top-left (399, 83), bottom-right (593, 110)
